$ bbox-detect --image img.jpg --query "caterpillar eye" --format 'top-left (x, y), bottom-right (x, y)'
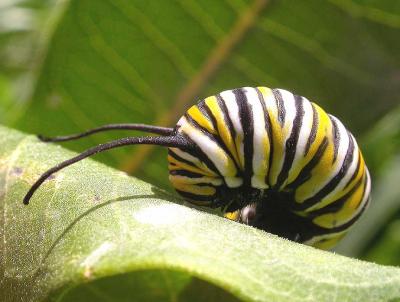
top-left (24, 86), bottom-right (371, 250)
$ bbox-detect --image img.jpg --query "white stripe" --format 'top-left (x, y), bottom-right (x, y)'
top-left (180, 116), bottom-right (242, 188)
top-left (243, 87), bottom-right (269, 188)
top-left (305, 117), bottom-right (354, 210)
top-left (344, 168), bottom-right (371, 222)
top-left (360, 168), bottom-right (371, 209)
top-left (326, 168), bottom-right (371, 227)
top-left (300, 112), bottom-right (351, 202)
top-left (271, 89), bottom-right (296, 185)
top-left (220, 89), bottom-right (245, 168)
top-left (171, 147), bottom-right (210, 171)
top-left (285, 97), bottom-right (313, 185)
top-left (294, 97), bottom-right (313, 162)
top-left (261, 90), bottom-right (278, 186)
top-left (220, 89), bottom-right (243, 135)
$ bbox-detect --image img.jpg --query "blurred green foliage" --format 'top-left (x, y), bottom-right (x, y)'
top-left (0, 0), bottom-right (399, 281)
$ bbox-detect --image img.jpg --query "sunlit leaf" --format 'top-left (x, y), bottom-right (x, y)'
top-left (1, 126), bottom-right (400, 302)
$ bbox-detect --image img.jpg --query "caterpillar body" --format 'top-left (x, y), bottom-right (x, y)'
top-left (24, 86), bottom-right (371, 250)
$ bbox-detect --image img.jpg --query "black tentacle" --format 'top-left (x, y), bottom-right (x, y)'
top-left (23, 134), bottom-right (190, 205)
top-left (38, 123), bottom-right (174, 142)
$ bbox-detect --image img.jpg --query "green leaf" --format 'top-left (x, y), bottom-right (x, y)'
top-left (10, 0), bottom-right (400, 191)
top-left (0, 0), bottom-right (62, 126)
top-left (1, 125), bottom-right (400, 302)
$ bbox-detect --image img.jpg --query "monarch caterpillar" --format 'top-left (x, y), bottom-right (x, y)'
top-left (23, 86), bottom-right (371, 249)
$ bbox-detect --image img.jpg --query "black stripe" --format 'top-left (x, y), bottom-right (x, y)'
top-left (188, 102), bottom-right (240, 173)
top-left (175, 189), bottom-right (214, 203)
top-left (313, 178), bottom-right (370, 235)
top-left (234, 88), bottom-right (254, 186)
top-left (185, 110), bottom-right (210, 134)
top-left (300, 134), bottom-right (355, 210)
top-left (272, 89), bottom-right (286, 126)
top-left (182, 134), bottom-right (222, 176)
top-left (304, 103), bottom-right (318, 155)
top-left (358, 171), bottom-right (371, 212)
top-left (276, 95), bottom-right (305, 189)
top-left (217, 94), bottom-right (243, 175)
top-left (201, 101), bottom-right (219, 130)
top-left (204, 97), bottom-right (241, 172)
top-left (193, 182), bottom-right (218, 187)
top-left (329, 115), bottom-right (340, 163)
top-left (343, 149), bottom-right (362, 190)
top-left (255, 88), bottom-right (274, 186)
top-left (306, 176), bottom-right (363, 218)
top-left (300, 178), bottom-right (369, 242)
top-left (217, 94), bottom-right (237, 146)
top-left (169, 169), bottom-right (207, 178)
top-left (286, 137), bottom-right (329, 193)
top-left (185, 111), bottom-right (222, 149)
top-left (196, 101), bottom-right (213, 122)
top-left (177, 132), bottom-right (222, 177)
top-left (168, 149), bottom-right (198, 169)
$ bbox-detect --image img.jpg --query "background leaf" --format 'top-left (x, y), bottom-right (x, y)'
top-left (1, 125), bottom-right (400, 302)
top-left (0, 0), bottom-right (58, 124)
top-left (6, 0), bottom-right (400, 191)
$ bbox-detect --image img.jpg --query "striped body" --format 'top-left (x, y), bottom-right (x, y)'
top-left (168, 86), bottom-right (371, 249)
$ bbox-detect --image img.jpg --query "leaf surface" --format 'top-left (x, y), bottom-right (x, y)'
top-left (1, 125), bottom-right (400, 302)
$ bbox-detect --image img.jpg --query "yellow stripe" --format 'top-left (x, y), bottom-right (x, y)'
top-left (252, 131), bottom-right (270, 187)
top-left (258, 87), bottom-right (281, 186)
top-left (311, 233), bottom-right (346, 249)
top-left (169, 174), bottom-right (222, 186)
top-left (257, 86), bottom-right (272, 97)
top-left (312, 180), bottom-right (366, 228)
top-left (287, 103), bottom-right (330, 190)
top-left (264, 93), bottom-right (284, 186)
top-left (253, 87), bottom-right (272, 185)
top-left (172, 182), bottom-right (216, 196)
top-left (181, 116), bottom-right (237, 177)
top-left (294, 106), bottom-right (334, 202)
top-left (205, 96), bottom-right (240, 165)
top-left (167, 155), bottom-right (216, 177)
top-left (235, 136), bottom-right (245, 170)
top-left (309, 151), bottom-right (366, 211)
top-left (187, 105), bottom-right (217, 134)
